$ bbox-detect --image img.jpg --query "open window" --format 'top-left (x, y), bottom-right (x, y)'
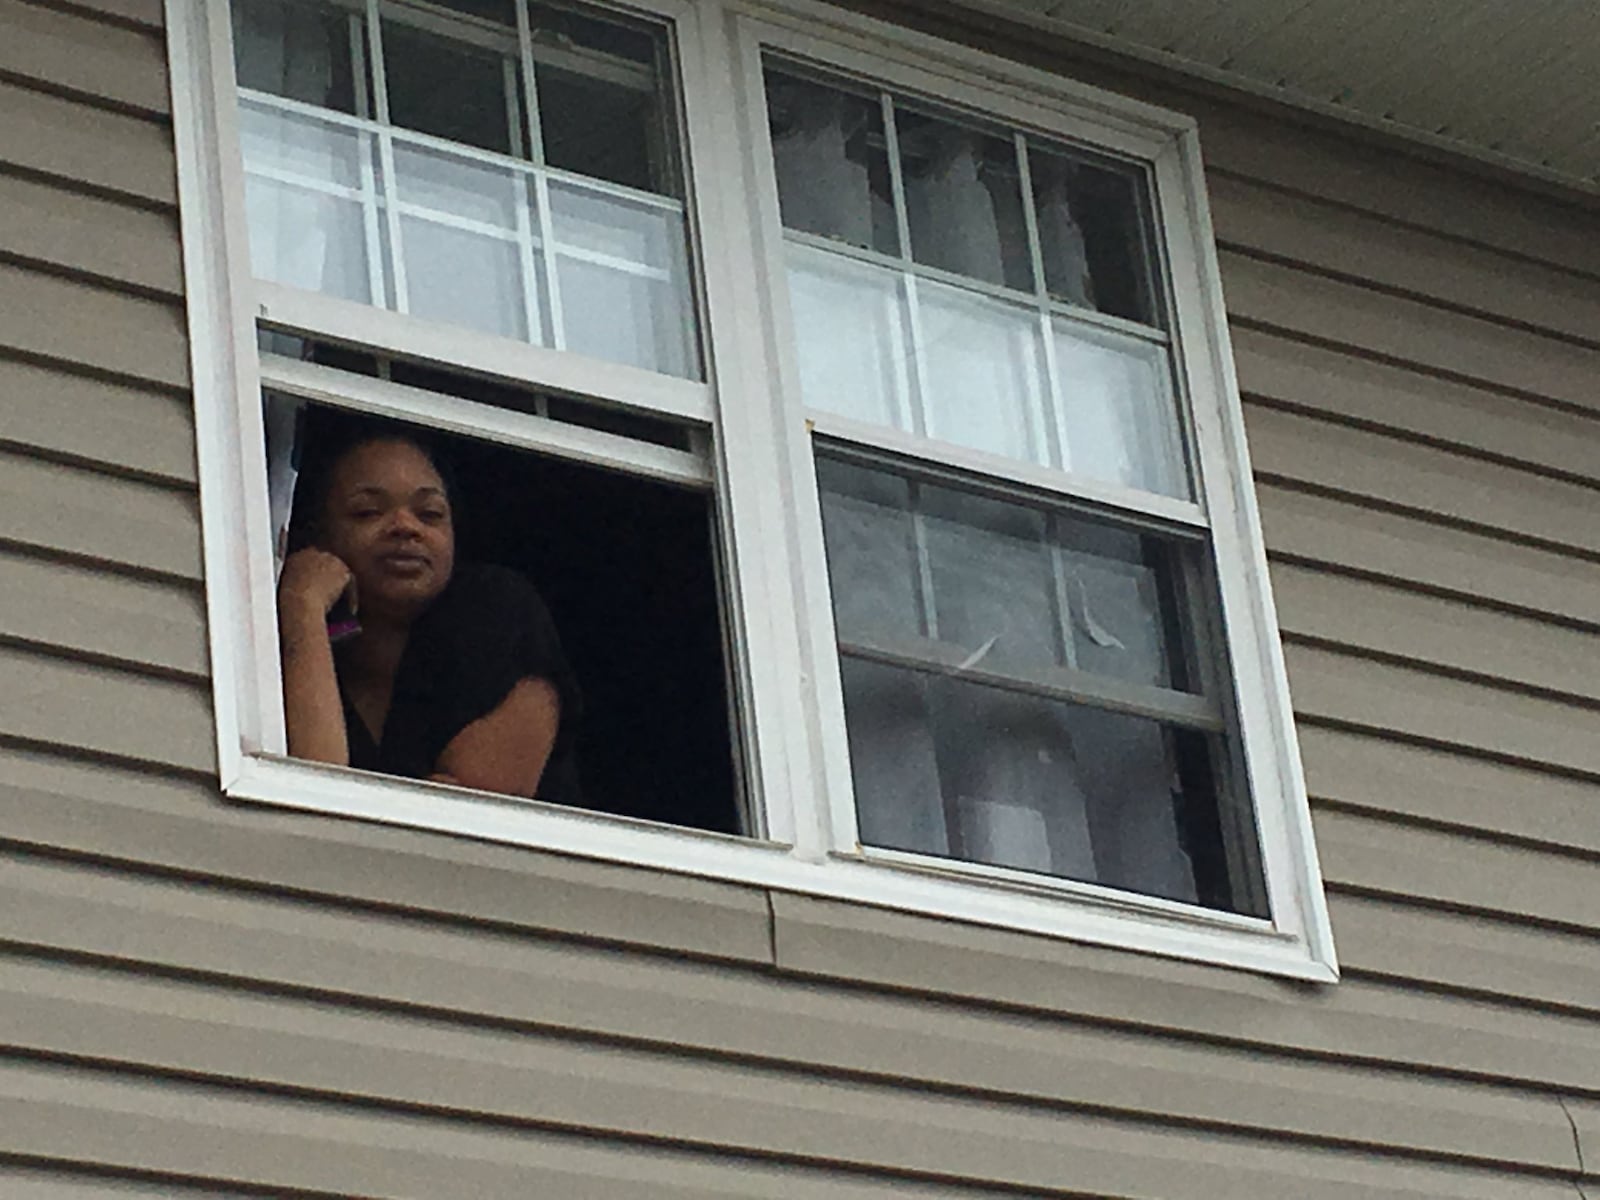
top-left (172, 0), bottom-right (1337, 979)
top-left (261, 340), bottom-right (743, 833)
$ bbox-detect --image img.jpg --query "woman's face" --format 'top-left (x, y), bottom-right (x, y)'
top-left (320, 438), bottom-right (455, 622)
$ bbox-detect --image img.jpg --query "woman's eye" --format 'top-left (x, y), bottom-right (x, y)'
top-left (419, 508), bottom-right (447, 524)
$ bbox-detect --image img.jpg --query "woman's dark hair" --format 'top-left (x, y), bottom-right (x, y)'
top-left (286, 407), bottom-right (461, 552)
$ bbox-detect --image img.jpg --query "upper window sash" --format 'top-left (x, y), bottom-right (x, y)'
top-left (230, 0), bottom-right (709, 396)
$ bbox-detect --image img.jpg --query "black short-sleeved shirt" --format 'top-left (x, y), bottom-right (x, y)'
top-left (340, 563), bottom-right (582, 806)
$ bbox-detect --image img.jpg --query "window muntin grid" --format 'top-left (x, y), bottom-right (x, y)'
top-left (766, 64), bottom-right (1188, 502)
top-left (771, 61), bottom-right (1269, 916)
top-left (232, 0), bottom-right (701, 380)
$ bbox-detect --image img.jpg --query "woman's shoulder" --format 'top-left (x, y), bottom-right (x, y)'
top-left (433, 562), bottom-right (551, 627)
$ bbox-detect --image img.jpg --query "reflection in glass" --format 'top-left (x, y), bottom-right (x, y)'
top-left (233, 0), bottom-right (362, 114)
top-left (392, 141), bottom-right (521, 229)
top-left (381, 19), bottom-right (517, 154)
top-left (786, 246), bottom-right (911, 429)
top-left (766, 70), bottom-right (899, 257)
top-left (816, 456), bottom-right (1190, 694)
top-left (917, 279), bottom-right (1049, 465)
top-left (550, 183), bottom-right (697, 377)
top-left (532, 3), bottom-right (675, 194)
top-left (815, 460), bottom-right (924, 648)
top-left (836, 659), bottom-right (1255, 906)
top-left (238, 101), bottom-right (365, 189)
top-left (897, 109), bottom-right (1032, 292)
top-left (1029, 144), bottom-right (1156, 325)
top-left (246, 177), bottom-right (373, 303)
top-left (920, 487), bottom-right (1058, 674)
top-left (400, 218), bottom-right (527, 340)
top-left (239, 104), bottom-right (374, 303)
top-left (1052, 319), bottom-right (1188, 498)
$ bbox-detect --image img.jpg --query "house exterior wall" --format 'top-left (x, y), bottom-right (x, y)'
top-left (0, 0), bottom-right (1596, 1196)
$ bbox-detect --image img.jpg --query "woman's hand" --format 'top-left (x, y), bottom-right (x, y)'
top-left (277, 548), bottom-right (355, 767)
top-left (278, 547), bottom-right (357, 621)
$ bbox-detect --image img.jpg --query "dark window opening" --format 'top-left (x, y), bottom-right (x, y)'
top-left (269, 392), bottom-right (742, 836)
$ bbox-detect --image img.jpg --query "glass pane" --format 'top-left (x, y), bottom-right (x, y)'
top-left (246, 177), bottom-right (373, 302)
top-left (239, 100), bottom-right (365, 190)
top-left (233, 0), bottom-right (362, 114)
top-left (239, 105), bottom-right (374, 302)
top-left (550, 182), bottom-right (697, 378)
top-left (388, 140), bottom-right (537, 342)
top-left (897, 108), bottom-right (1031, 292)
top-left (531, 4), bottom-right (676, 195)
top-left (392, 140), bottom-right (522, 231)
top-left (837, 658), bottom-right (949, 858)
top-left (382, 18), bottom-right (516, 154)
top-left (1052, 318), bottom-right (1189, 498)
top-left (816, 456), bottom-right (1196, 694)
top-left (785, 245), bottom-right (911, 427)
top-left (917, 280), bottom-right (1049, 465)
top-left (815, 459), bottom-right (924, 647)
top-left (1053, 515), bottom-right (1186, 690)
top-left (839, 661), bottom-right (1264, 912)
top-left (765, 69), bottom-right (898, 257)
top-left (1029, 143), bottom-right (1157, 326)
top-left (920, 487), bottom-right (1059, 674)
top-left (399, 218), bottom-right (529, 341)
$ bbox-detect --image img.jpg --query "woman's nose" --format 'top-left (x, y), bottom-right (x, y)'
top-left (386, 509), bottom-right (423, 537)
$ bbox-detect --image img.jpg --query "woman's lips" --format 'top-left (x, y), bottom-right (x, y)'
top-left (377, 552), bottom-right (429, 575)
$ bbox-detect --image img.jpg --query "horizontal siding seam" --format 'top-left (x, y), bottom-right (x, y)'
top-left (4, 938), bottom-right (1582, 1167)
top-left (1243, 390), bottom-right (1600, 495)
top-left (0, 630), bottom-right (207, 688)
top-left (1207, 164), bottom-right (1600, 295)
top-left (1333, 963), bottom-right (1600, 1027)
top-left (1294, 714), bottom-right (1600, 788)
top-left (19, 0), bottom-right (164, 34)
top-left (1322, 878), bottom-right (1600, 947)
top-left (0, 1045), bottom-right (1144, 1200)
top-left (0, 160), bottom-right (176, 217)
top-left (6, 842), bottom-right (1592, 1104)
top-left (1311, 796), bottom-right (1600, 866)
top-left (1282, 631), bottom-right (1600, 713)
top-left (1265, 549), bottom-right (1600, 637)
top-left (0, 1159), bottom-right (348, 1200)
top-left (1229, 315), bottom-right (1600, 424)
top-left (0, 67), bottom-right (170, 126)
top-left (0, 839), bottom-right (768, 972)
top-left (0, 536), bottom-right (201, 589)
top-left (1252, 475), bottom-right (1600, 566)
top-left (1, 1033), bottom-right (1587, 1182)
top-left (1218, 239), bottom-right (1600, 354)
top-left (0, 341), bottom-right (188, 402)
top-left (0, 732), bottom-right (214, 784)
top-left (0, 431), bottom-right (200, 491)
top-left (0, 245), bottom-right (184, 306)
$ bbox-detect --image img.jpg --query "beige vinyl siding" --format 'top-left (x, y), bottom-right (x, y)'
top-left (0, 0), bottom-right (1596, 1196)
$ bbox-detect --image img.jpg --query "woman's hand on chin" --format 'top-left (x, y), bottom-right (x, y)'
top-left (279, 547), bottom-right (357, 620)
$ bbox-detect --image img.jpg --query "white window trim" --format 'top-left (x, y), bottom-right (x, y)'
top-left (166, 0), bottom-right (1337, 982)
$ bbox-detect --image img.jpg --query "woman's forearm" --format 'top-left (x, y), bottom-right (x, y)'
top-left (279, 601), bottom-right (350, 766)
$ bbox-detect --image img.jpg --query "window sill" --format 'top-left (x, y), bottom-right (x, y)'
top-left (226, 754), bottom-right (1338, 983)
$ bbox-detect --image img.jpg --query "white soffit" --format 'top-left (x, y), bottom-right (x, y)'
top-left (957, 0), bottom-right (1600, 195)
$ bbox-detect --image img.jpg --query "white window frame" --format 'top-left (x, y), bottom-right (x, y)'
top-left (167, 0), bottom-right (1336, 981)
